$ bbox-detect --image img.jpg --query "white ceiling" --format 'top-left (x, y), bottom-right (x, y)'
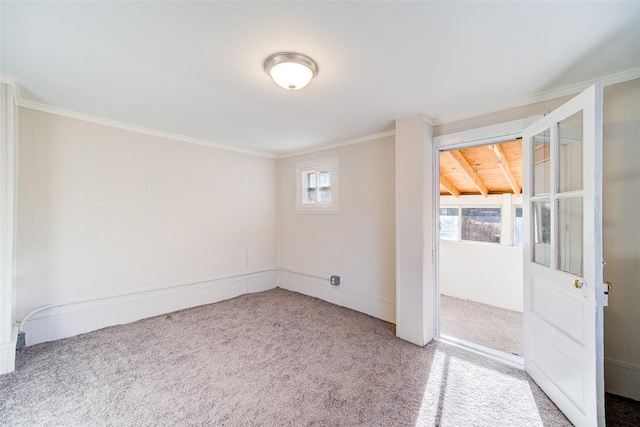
top-left (2, 1), bottom-right (639, 155)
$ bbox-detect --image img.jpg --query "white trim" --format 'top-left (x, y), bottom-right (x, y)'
top-left (19, 270), bottom-right (278, 346)
top-left (0, 81), bottom-right (18, 375)
top-left (605, 357), bottom-right (640, 400)
top-left (277, 270), bottom-right (396, 324)
top-left (16, 265), bottom-right (397, 347)
top-left (0, 75), bottom-right (18, 88)
top-left (278, 130), bottom-right (396, 159)
top-left (437, 334), bottom-right (524, 370)
top-left (17, 99), bottom-right (277, 159)
top-left (434, 68), bottom-right (640, 126)
top-left (16, 269), bottom-right (277, 331)
top-left (434, 117), bottom-right (540, 148)
top-left (606, 357), bottom-right (640, 373)
top-left (0, 325), bottom-right (18, 375)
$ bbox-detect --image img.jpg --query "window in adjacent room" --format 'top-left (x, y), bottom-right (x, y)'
top-left (514, 206), bottom-right (523, 246)
top-left (296, 156), bottom-right (339, 213)
top-left (439, 208), bottom-right (459, 240)
top-left (461, 207), bottom-right (501, 243)
top-left (439, 206), bottom-right (505, 244)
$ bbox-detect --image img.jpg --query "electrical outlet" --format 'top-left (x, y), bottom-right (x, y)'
top-left (16, 331), bottom-right (25, 350)
top-left (330, 275), bottom-right (340, 286)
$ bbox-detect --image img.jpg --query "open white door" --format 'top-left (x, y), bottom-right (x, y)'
top-left (522, 84), bottom-right (604, 426)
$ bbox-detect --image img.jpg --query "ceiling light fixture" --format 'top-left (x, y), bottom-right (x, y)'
top-left (264, 52), bottom-right (318, 91)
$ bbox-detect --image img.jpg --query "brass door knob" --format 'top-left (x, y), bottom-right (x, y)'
top-left (574, 279), bottom-right (584, 289)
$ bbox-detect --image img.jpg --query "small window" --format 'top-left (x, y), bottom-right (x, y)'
top-left (461, 207), bottom-right (501, 243)
top-left (296, 157), bottom-right (338, 213)
top-left (514, 207), bottom-right (523, 246)
top-left (439, 208), bottom-right (459, 240)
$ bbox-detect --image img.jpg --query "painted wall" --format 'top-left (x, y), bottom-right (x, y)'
top-left (277, 136), bottom-right (396, 323)
top-left (16, 108), bottom-right (278, 345)
top-left (439, 193), bottom-right (524, 312)
top-left (601, 79), bottom-right (640, 400)
top-left (440, 240), bottom-right (523, 312)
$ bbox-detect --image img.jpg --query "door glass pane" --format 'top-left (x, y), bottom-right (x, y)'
top-left (558, 111), bottom-right (583, 193)
top-left (533, 128), bottom-right (551, 195)
top-left (558, 197), bottom-right (583, 276)
top-left (532, 200), bottom-right (551, 266)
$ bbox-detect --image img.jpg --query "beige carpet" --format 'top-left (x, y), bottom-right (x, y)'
top-left (440, 295), bottom-right (523, 357)
top-left (1, 288), bottom-right (570, 426)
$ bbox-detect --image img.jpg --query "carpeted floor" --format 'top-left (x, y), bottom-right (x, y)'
top-left (1, 288), bottom-right (574, 426)
top-left (440, 294), bottom-right (523, 357)
top-left (606, 393), bottom-right (640, 427)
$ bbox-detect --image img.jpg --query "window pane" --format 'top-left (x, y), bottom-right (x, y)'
top-left (318, 170), bottom-right (331, 203)
top-left (439, 208), bottom-right (459, 240)
top-left (514, 207), bottom-right (523, 247)
top-left (558, 111), bottom-right (583, 193)
top-left (558, 197), bottom-right (583, 276)
top-left (461, 208), bottom-right (501, 243)
top-left (303, 171), bottom-right (316, 204)
top-left (532, 200), bottom-right (551, 266)
top-left (533, 128), bottom-right (551, 196)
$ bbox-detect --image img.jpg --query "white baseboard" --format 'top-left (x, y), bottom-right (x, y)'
top-left (21, 271), bottom-right (277, 346)
top-left (277, 270), bottom-right (395, 324)
top-left (605, 357), bottom-right (640, 400)
top-left (0, 324), bottom-right (19, 374)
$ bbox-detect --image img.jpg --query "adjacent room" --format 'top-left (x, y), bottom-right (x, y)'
top-left (1, 2), bottom-right (639, 426)
top-left (438, 139), bottom-right (524, 358)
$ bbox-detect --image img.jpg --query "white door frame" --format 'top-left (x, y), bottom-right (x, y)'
top-left (0, 79), bottom-right (19, 375)
top-left (432, 117), bottom-right (540, 369)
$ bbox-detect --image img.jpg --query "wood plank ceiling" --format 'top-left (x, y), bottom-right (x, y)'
top-left (440, 139), bottom-right (523, 197)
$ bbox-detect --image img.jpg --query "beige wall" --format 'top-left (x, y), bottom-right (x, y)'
top-left (11, 78), bottom-right (639, 399)
top-left (602, 79), bottom-right (640, 399)
top-left (277, 136), bottom-right (396, 322)
top-left (16, 108), bottom-right (278, 344)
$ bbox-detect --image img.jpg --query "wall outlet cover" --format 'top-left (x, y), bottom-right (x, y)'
top-left (330, 275), bottom-right (340, 286)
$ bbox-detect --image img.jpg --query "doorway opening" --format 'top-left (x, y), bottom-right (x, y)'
top-left (436, 137), bottom-right (525, 367)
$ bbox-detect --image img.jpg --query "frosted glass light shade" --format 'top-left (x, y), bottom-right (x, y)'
top-left (264, 52), bottom-right (318, 91)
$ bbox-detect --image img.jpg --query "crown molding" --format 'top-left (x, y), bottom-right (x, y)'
top-left (0, 75), bottom-right (21, 104)
top-left (277, 129), bottom-right (396, 159)
top-left (433, 67), bottom-right (640, 126)
top-left (18, 100), bottom-right (277, 159)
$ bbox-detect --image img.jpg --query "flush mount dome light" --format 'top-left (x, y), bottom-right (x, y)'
top-left (264, 52), bottom-right (318, 91)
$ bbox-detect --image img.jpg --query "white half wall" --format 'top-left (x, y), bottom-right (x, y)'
top-left (440, 240), bottom-right (523, 312)
top-left (277, 135), bottom-right (396, 324)
top-left (16, 108), bottom-right (278, 346)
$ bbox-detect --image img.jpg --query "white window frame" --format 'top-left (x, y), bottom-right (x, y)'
top-left (439, 193), bottom-right (523, 246)
top-left (296, 156), bottom-right (339, 213)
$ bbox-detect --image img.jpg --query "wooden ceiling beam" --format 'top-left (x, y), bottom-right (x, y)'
top-left (440, 174), bottom-right (461, 197)
top-left (445, 150), bottom-right (489, 197)
top-left (489, 144), bottom-right (521, 195)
